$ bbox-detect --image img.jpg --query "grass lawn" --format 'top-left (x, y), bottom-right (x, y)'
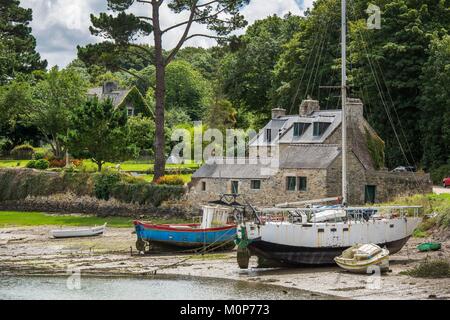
top-left (0, 159), bottom-right (199, 173)
top-left (0, 211), bottom-right (189, 228)
top-left (0, 160), bottom-right (27, 168)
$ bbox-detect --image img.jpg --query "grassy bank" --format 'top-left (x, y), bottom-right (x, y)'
top-left (0, 211), bottom-right (189, 228)
top-left (381, 193), bottom-right (450, 236)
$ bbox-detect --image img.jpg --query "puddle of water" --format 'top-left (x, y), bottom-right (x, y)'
top-left (0, 275), bottom-right (330, 300)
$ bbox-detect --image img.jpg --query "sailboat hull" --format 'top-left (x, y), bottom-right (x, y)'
top-left (247, 236), bottom-right (410, 266)
top-left (239, 216), bottom-right (421, 266)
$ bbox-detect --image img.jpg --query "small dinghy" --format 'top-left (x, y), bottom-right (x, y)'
top-left (334, 243), bottom-right (390, 274)
top-left (51, 223), bottom-right (107, 239)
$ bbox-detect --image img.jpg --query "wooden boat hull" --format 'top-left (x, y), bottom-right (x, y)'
top-left (134, 221), bottom-right (237, 250)
top-left (246, 236), bottom-right (408, 266)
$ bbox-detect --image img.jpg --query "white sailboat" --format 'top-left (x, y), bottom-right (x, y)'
top-left (235, 0), bottom-right (422, 267)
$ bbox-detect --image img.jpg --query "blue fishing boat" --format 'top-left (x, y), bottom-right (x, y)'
top-left (134, 204), bottom-right (237, 252)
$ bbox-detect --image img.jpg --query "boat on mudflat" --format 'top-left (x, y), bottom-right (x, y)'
top-left (134, 204), bottom-right (237, 252)
top-left (51, 223), bottom-right (107, 239)
top-left (334, 243), bottom-right (390, 274)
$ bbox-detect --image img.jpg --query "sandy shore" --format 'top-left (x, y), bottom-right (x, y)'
top-left (0, 225), bottom-right (449, 300)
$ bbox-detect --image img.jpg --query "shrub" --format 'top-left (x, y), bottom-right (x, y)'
top-left (10, 144), bottom-right (35, 160)
top-left (155, 175), bottom-right (185, 186)
top-left (26, 160), bottom-right (36, 169)
top-left (93, 172), bottom-right (122, 200)
top-left (430, 163), bottom-right (450, 185)
top-left (71, 159), bottom-right (83, 167)
top-left (110, 183), bottom-right (185, 206)
top-left (34, 159), bottom-right (50, 170)
top-left (402, 260), bottom-right (450, 278)
top-left (33, 152), bottom-right (46, 160)
top-left (436, 207), bottom-right (450, 228)
top-left (49, 159), bottom-right (66, 168)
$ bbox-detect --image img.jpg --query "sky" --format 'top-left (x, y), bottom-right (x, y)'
top-left (20, 0), bottom-right (315, 68)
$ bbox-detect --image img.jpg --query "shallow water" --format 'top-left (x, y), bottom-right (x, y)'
top-left (0, 275), bottom-right (328, 300)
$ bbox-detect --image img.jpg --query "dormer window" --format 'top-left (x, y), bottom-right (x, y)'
top-left (313, 122), bottom-right (331, 136)
top-left (266, 129), bottom-right (272, 143)
top-left (293, 123), bottom-right (310, 137)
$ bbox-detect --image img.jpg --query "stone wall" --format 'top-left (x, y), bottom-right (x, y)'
top-left (184, 150), bottom-right (432, 210)
top-left (326, 152), bottom-right (432, 204)
top-left (186, 168), bottom-right (329, 209)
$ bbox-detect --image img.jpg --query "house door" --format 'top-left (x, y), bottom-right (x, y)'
top-left (365, 185), bottom-right (376, 204)
top-left (231, 181), bottom-right (239, 194)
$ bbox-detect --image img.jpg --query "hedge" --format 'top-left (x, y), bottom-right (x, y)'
top-left (0, 168), bottom-right (185, 208)
top-left (111, 183), bottom-right (185, 207)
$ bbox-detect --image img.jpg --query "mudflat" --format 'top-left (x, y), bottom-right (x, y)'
top-left (0, 225), bottom-right (449, 300)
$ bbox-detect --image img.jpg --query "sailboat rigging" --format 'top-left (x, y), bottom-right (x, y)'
top-left (233, 0), bottom-right (423, 267)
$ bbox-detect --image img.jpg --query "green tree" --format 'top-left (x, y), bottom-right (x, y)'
top-left (205, 98), bottom-right (237, 132)
top-left (23, 67), bottom-right (88, 158)
top-left (0, 80), bottom-right (41, 150)
top-left (68, 97), bottom-right (138, 172)
top-left (165, 60), bottom-right (211, 120)
top-left (0, 0), bottom-right (47, 84)
top-left (420, 35), bottom-right (450, 170)
top-left (273, 1), bottom-right (342, 113)
top-left (128, 114), bottom-right (155, 155)
top-left (87, 0), bottom-right (250, 181)
top-left (222, 13), bottom-right (303, 117)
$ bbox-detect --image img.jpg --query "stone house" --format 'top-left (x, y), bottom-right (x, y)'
top-left (87, 81), bottom-right (151, 117)
top-left (186, 98), bottom-right (432, 207)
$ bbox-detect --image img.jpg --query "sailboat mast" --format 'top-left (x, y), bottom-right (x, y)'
top-left (341, 0), bottom-right (348, 205)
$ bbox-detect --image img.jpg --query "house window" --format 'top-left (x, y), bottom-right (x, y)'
top-left (286, 177), bottom-right (296, 191)
top-left (313, 122), bottom-right (331, 136)
top-left (231, 181), bottom-right (239, 194)
top-left (266, 129), bottom-right (272, 143)
top-left (293, 123), bottom-right (310, 137)
top-left (298, 177), bottom-right (307, 191)
top-left (250, 180), bottom-right (261, 190)
top-left (127, 107), bottom-right (135, 117)
top-left (201, 181), bottom-right (206, 191)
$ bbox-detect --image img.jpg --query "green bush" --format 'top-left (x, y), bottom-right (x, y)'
top-left (10, 144), bottom-right (35, 160)
top-left (155, 175), bottom-right (185, 186)
top-left (436, 207), bottom-right (450, 228)
top-left (33, 152), bottom-right (46, 160)
top-left (34, 159), bottom-right (50, 170)
top-left (110, 183), bottom-right (185, 206)
top-left (26, 160), bottom-right (36, 169)
top-left (93, 172), bottom-right (122, 200)
top-left (430, 163), bottom-right (450, 185)
top-left (402, 260), bottom-right (450, 278)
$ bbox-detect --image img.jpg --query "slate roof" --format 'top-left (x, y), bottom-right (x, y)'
top-left (192, 145), bottom-right (341, 179)
top-left (87, 87), bottom-right (131, 107)
top-left (249, 110), bottom-right (341, 146)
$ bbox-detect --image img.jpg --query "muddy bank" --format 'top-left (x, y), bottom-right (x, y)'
top-left (0, 225), bottom-right (449, 300)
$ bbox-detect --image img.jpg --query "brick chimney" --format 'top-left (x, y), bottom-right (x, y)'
top-left (271, 108), bottom-right (286, 119)
top-left (299, 98), bottom-right (320, 116)
top-left (102, 81), bottom-right (118, 94)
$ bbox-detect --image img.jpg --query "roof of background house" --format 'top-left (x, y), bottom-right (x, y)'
top-left (87, 87), bottom-right (132, 107)
top-left (249, 110), bottom-right (342, 146)
top-left (192, 145), bottom-right (341, 179)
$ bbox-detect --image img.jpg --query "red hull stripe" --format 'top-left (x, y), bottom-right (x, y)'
top-left (133, 221), bottom-right (236, 233)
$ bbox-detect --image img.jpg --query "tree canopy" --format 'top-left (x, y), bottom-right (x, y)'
top-left (0, 0), bottom-right (47, 84)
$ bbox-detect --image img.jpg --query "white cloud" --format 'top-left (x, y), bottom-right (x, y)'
top-left (20, 0), bottom-right (315, 68)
